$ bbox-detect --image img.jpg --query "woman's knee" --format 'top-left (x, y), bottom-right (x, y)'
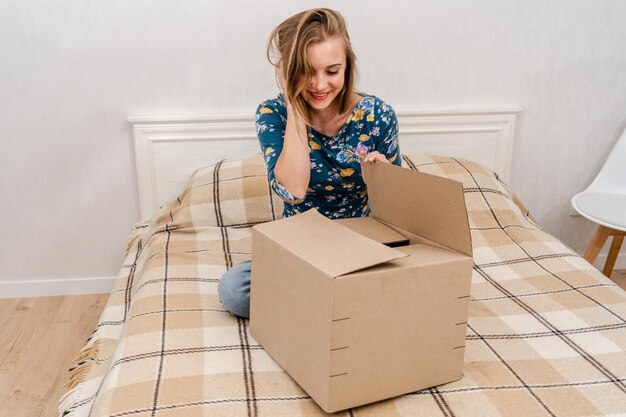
top-left (218, 260), bottom-right (251, 318)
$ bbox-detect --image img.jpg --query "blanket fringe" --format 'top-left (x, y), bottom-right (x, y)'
top-left (65, 339), bottom-right (101, 389)
top-left (65, 364), bottom-right (91, 390)
top-left (71, 339), bottom-right (100, 365)
top-left (58, 339), bottom-right (102, 415)
top-left (58, 383), bottom-right (81, 416)
top-left (59, 376), bottom-right (92, 417)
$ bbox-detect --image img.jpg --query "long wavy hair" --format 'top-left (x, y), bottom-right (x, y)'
top-left (267, 8), bottom-right (357, 126)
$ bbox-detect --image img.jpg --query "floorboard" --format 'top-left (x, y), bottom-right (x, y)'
top-left (0, 294), bottom-right (107, 417)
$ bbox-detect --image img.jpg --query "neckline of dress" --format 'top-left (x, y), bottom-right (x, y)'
top-left (309, 94), bottom-right (369, 139)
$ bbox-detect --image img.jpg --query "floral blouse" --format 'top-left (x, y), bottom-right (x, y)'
top-left (255, 94), bottom-right (401, 219)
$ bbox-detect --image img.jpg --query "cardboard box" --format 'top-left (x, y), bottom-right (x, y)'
top-left (249, 162), bottom-right (473, 413)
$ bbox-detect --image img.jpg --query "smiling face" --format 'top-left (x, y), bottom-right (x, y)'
top-left (301, 36), bottom-right (347, 117)
top-left (268, 9), bottom-right (357, 125)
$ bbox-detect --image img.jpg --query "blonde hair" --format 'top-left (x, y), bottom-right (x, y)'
top-left (267, 8), bottom-right (357, 126)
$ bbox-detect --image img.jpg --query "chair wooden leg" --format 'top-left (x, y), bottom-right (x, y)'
top-left (583, 225), bottom-right (611, 264)
top-left (603, 234), bottom-right (624, 277)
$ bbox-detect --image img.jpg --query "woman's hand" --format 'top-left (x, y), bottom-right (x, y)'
top-left (358, 151), bottom-right (388, 186)
top-left (358, 150), bottom-right (389, 164)
top-left (273, 60), bottom-right (310, 200)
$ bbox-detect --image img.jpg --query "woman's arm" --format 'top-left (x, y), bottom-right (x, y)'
top-left (359, 102), bottom-right (401, 167)
top-left (256, 98), bottom-right (310, 205)
top-left (273, 103), bottom-right (310, 199)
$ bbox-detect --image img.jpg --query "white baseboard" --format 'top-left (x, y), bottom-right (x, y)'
top-left (0, 276), bottom-right (116, 299)
top-left (593, 253), bottom-right (626, 271)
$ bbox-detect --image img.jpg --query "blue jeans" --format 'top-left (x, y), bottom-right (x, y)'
top-left (218, 260), bottom-right (252, 318)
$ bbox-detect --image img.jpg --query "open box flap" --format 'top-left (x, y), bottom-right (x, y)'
top-left (253, 209), bottom-right (407, 277)
top-left (363, 163), bottom-right (472, 257)
top-left (335, 217), bottom-right (409, 246)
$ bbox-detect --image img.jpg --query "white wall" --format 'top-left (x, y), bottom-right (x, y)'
top-left (1, 0), bottom-right (625, 295)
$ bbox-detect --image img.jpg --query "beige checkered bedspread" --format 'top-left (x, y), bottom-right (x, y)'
top-left (60, 154), bottom-right (626, 417)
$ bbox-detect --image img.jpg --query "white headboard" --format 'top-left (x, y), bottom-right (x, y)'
top-left (128, 108), bottom-right (520, 220)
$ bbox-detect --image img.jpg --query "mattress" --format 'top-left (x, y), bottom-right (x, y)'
top-left (59, 154), bottom-right (626, 417)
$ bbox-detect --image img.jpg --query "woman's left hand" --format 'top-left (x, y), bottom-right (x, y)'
top-left (359, 150), bottom-right (389, 164)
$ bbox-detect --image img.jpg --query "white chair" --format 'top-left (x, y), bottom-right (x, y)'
top-left (571, 126), bottom-right (626, 277)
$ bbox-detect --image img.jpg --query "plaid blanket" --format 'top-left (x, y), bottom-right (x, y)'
top-left (60, 154), bottom-right (626, 417)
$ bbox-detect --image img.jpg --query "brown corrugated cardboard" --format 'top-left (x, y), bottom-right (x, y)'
top-left (363, 162), bottom-right (472, 256)
top-left (253, 209), bottom-right (407, 278)
top-left (335, 217), bottom-right (409, 246)
top-left (250, 162), bottom-right (473, 413)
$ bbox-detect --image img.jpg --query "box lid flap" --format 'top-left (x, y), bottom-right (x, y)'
top-left (335, 217), bottom-right (409, 246)
top-left (363, 162), bottom-right (472, 256)
top-left (253, 209), bottom-right (407, 277)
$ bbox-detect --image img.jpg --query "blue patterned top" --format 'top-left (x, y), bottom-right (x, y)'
top-left (255, 94), bottom-right (401, 219)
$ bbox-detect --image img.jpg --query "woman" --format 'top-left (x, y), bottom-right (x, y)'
top-left (218, 8), bottom-right (401, 318)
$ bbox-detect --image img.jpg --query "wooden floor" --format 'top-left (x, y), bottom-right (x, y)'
top-left (0, 294), bottom-right (108, 417)
top-left (1, 270), bottom-right (625, 417)
top-left (610, 268), bottom-right (626, 291)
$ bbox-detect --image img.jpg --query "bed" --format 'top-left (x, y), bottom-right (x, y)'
top-left (59, 151), bottom-right (626, 417)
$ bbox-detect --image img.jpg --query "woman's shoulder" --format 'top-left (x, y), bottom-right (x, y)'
top-left (356, 94), bottom-right (395, 117)
top-left (256, 95), bottom-right (287, 118)
top-left (347, 94), bottom-right (396, 128)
